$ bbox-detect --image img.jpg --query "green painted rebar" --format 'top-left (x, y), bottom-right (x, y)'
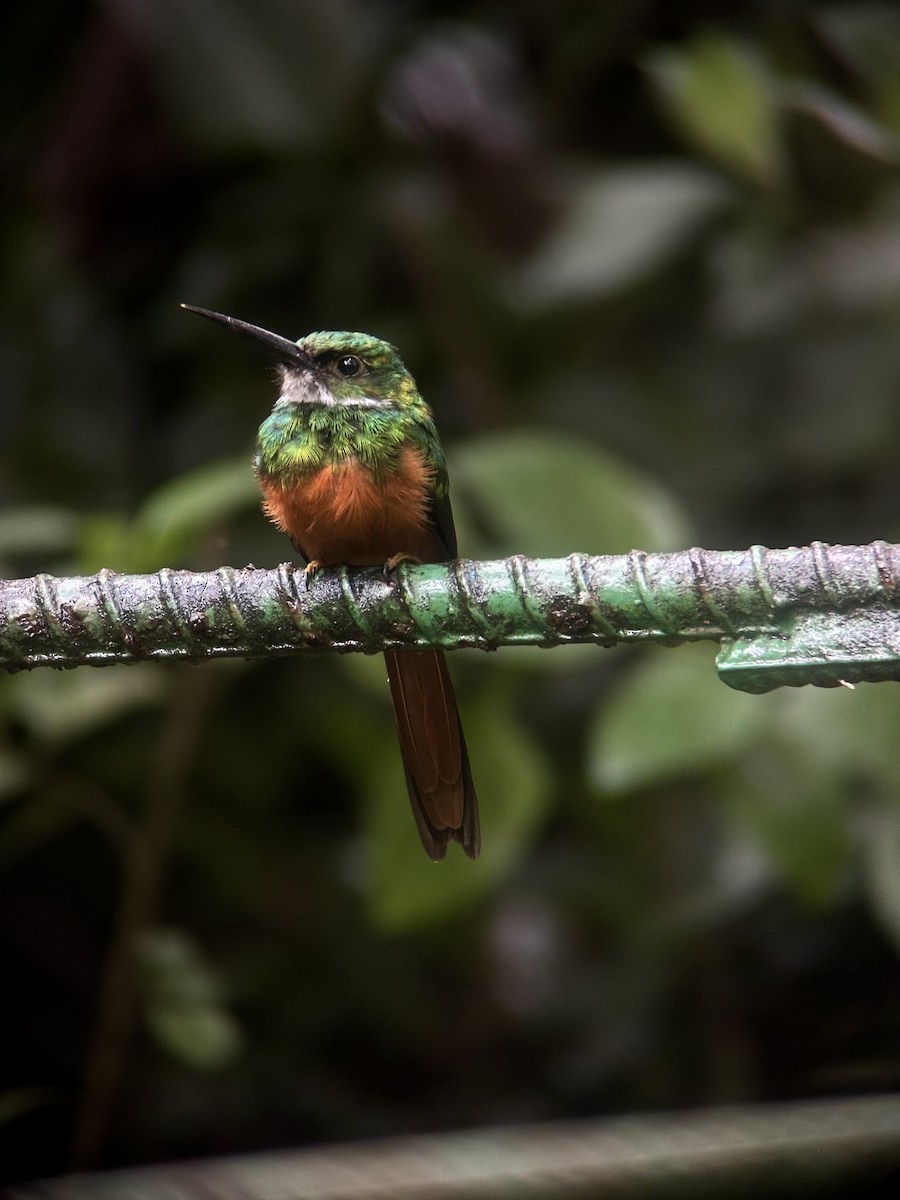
top-left (2, 542), bottom-right (900, 692)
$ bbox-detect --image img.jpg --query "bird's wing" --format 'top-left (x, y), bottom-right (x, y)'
top-left (426, 483), bottom-right (458, 561)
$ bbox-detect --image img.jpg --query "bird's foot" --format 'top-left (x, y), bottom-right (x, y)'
top-left (303, 560), bottom-right (321, 590)
top-left (383, 552), bottom-right (421, 579)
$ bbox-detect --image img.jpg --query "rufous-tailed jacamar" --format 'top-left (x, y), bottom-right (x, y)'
top-left (183, 305), bottom-right (480, 860)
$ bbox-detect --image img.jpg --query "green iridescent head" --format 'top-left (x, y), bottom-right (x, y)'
top-left (181, 305), bottom-right (421, 412)
top-left (282, 330), bottom-right (420, 411)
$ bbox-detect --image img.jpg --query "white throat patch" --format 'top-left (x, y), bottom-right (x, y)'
top-left (277, 372), bottom-right (393, 410)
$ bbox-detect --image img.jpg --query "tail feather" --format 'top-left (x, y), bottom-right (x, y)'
top-left (384, 649), bottom-right (480, 860)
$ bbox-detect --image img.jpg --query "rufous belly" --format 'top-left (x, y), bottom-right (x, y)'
top-left (259, 445), bottom-right (439, 566)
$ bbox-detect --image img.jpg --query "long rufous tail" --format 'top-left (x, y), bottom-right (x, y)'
top-left (384, 649), bottom-right (480, 860)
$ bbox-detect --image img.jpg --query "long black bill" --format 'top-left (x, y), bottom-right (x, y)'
top-left (181, 304), bottom-right (312, 366)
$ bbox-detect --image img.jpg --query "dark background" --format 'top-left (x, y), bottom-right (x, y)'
top-left (3, 0), bottom-right (900, 1184)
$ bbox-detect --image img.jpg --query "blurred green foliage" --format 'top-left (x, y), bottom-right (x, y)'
top-left (3, 0), bottom-right (900, 1183)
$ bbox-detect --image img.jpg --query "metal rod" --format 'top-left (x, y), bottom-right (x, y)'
top-left (2, 543), bottom-right (900, 692)
top-left (9, 1093), bottom-right (900, 1199)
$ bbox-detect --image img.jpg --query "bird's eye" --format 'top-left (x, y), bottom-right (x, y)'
top-left (336, 355), bottom-right (362, 377)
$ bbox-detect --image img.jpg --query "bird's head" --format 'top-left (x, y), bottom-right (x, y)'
top-left (182, 306), bottom-right (419, 411)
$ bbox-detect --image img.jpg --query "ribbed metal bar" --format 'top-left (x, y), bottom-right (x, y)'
top-left (2, 544), bottom-right (900, 691)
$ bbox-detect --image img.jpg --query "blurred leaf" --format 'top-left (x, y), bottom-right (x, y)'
top-left (134, 455), bottom-right (260, 563)
top-left (724, 742), bottom-right (850, 908)
top-left (715, 686), bottom-right (883, 909)
top-left (452, 430), bottom-right (691, 559)
top-left (146, 1004), bottom-right (240, 1071)
top-left (589, 643), bottom-right (767, 794)
top-left (366, 681), bottom-right (550, 930)
top-left (78, 458), bottom-right (258, 573)
top-left (646, 35), bottom-right (783, 186)
top-left (0, 506), bottom-right (81, 561)
top-left (711, 214), bottom-right (900, 337)
top-left (7, 665), bottom-right (166, 744)
top-left (593, 668), bottom-right (893, 905)
top-left (514, 163), bottom-right (731, 305)
top-left (757, 684), bottom-right (900, 793)
top-left (784, 82), bottom-right (899, 163)
top-left (137, 928), bottom-right (241, 1070)
top-left (78, 513), bottom-right (134, 574)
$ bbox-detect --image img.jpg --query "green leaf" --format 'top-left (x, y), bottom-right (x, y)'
top-left (766, 684), bottom-right (900, 790)
top-left (713, 687), bottom-right (878, 909)
top-left (78, 513), bottom-right (134, 574)
top-left (137, 456), bottom-right (259, 543)
top-left (78, 458), bottom-right (259, 573)
top-left (137, 929), bottom-right (241, 1070)
top-left (724, 743), bottom-right (849, 909)
top-left (145, 1004), bottom-right (241, 1071)
top-left (646, 35), bottom-right (783, 186)
top-left (589, 644), bottom-right (767, 794)
top-left (514, 163), bottom-right (731, 305)
top-left (451, 430), bottom-right (691, 560)
top-left (132, 456), bottom-right (260, 570)
top-left (7, 665), bottom-right (166, 745)
top-left (366, 681), bottom-right (550, 931)
top-left (0, 507), bottom-right (81, 559)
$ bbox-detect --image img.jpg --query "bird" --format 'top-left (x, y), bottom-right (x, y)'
top-left (182, 304), bottom-right (480, 860)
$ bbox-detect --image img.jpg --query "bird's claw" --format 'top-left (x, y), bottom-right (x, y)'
top-left (383, 552), bottom-right (421, 579)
